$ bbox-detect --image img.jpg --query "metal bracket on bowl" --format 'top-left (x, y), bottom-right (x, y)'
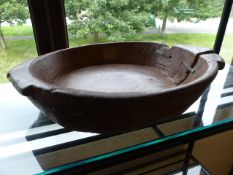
top-left (182, 62), bottom-right (195, 73)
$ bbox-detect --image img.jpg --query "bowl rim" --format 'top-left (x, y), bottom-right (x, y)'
top-left (8, 42), bottom-right (223, 98)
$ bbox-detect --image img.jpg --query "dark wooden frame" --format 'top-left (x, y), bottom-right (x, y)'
top-left (27, 0), bottom-right (69, 55)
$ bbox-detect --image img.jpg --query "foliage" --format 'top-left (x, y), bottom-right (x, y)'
top-left (148, 0), bottom-right (225, 35)
top-left (66, 0), bottom-right (152, 42)
top-left (150, 0), bottom-right (224, 21)
top-left (0, 0), bottom-right (29, 48)
top-left (66, 0), bottom-right (225, 38)
top-left (188, 0), bottom-right (224, 20)
top-left (0, 0), bottom-right (28, 24)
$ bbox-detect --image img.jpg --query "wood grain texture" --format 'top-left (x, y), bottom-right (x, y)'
top-left (56, 64), bottom-right (175, 93)
top-left (7, 42), bottom-right (225, 133)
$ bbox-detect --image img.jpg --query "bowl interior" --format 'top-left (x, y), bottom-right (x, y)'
top-left (56, 64), bottom-right (176, 93)
top-left (30, 42), bottom-right (209, 93)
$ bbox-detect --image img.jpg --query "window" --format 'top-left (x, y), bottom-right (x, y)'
top-left (0, 0), bottom-right (37, 83)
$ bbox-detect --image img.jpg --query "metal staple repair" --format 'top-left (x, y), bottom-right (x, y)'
top-left (182, 62), bottom-right (195, 73)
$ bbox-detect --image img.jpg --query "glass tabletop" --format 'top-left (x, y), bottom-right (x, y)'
top-left (0, 64), bottom-right (233, 175)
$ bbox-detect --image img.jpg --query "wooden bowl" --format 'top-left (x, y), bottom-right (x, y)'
top-left (8, 42), bottom-right (224, 133)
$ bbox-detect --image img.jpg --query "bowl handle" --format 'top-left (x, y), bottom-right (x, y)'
top-left (202, 53), bottom-right (225, 70)
top-left (213, 54), bottom-right (225, 70)
top-left (7, 59), bottom-right (51, 96)
top-left (174, 45), bottom-right (225, 70)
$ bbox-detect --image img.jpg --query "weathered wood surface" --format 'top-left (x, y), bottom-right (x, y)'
top-left (8, 42), bottom-right (224, 133)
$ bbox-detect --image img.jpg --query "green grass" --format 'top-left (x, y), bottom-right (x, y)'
top-left (2, 25), bottom-right (33, 36)
top-left (69, 33), bottom-right (216, 48)
top-left (128, 33), bottom-right (216, 48)
top-left (220, 34), bottom-right (233, 63)
top-left (0, 33), bottom-right (232, 83)
top-left (0, 40), bottom-right (37, 83)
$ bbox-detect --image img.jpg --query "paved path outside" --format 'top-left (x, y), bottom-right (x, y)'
top-left (144, 17), bottom-right (233, 34)
top-left (167, 18), bottom-right (232, 34)
top-left (5, 36), bottom-right (34, 40)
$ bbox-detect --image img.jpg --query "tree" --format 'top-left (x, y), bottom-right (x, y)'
top-left (66, 0), bottom-right (151, 42)
top-left (0, 0), bottom-right (29, 49)
top-left (150, 0), bottom-right (224, 36)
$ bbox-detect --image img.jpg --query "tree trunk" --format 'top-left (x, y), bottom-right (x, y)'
top-left (160, 15), bottom-right (167, 37)
top-left (0, 27), bottom-right (7, 49)
top-left (93, 31), bottom-right (99, 43)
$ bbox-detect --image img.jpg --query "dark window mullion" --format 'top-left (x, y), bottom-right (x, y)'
top-left (27, 0), bottom-right (69, 55)
top-left (214, 0), bottom-right (233, 54)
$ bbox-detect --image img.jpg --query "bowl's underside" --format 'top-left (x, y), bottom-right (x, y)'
top-left (56, 64), bottom-right (175, 93)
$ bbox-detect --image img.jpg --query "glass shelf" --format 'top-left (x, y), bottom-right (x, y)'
top-left (0, 64), bottom-right (233, 175)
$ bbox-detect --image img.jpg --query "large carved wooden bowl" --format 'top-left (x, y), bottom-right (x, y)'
top-left (8, 42), bottom-right (224, 133)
